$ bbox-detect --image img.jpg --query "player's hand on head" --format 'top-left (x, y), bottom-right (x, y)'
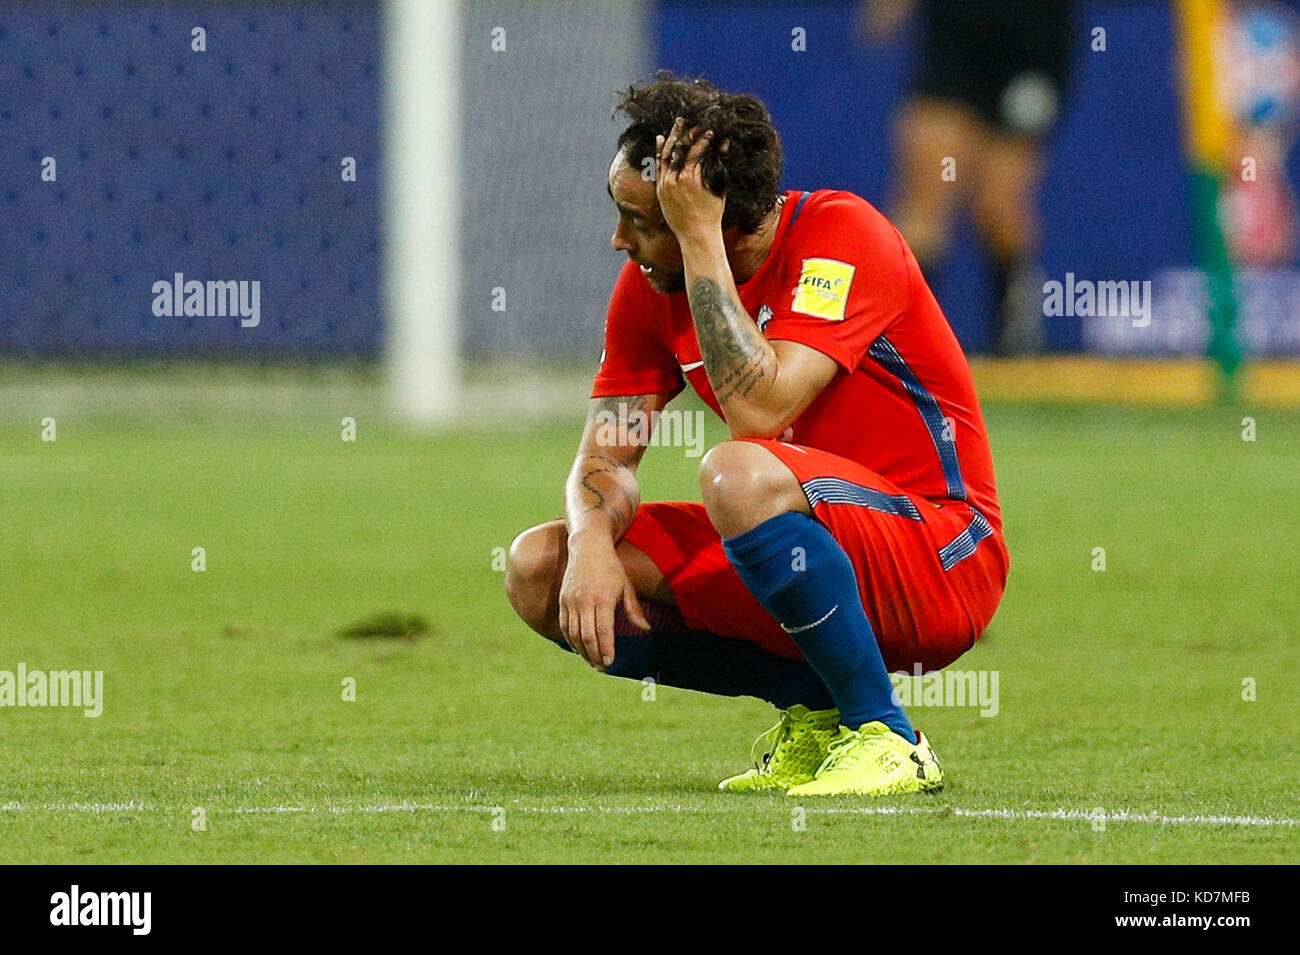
top-left (655, 117), bottom-right (726, 239)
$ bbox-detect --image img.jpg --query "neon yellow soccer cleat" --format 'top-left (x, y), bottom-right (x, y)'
top-left (718, 705), bottom-right (840, 792)
top-left (785, 721), bottom-right (944, 797)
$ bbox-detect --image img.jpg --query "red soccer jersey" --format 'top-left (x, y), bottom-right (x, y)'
top-left (591, 188), bottom-right (1003, 532)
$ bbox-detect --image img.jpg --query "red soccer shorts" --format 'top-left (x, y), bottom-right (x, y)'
top-left (620, 439), bottom-right (1009, 672)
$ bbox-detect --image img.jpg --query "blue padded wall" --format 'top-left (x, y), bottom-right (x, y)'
top-left (0, 3), bottom-right (381, 356)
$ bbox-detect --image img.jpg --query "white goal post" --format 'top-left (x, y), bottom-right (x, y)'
top-left (383, 0), bottom-right (463, 425)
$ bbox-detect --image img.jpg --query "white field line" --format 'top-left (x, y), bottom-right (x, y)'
top-left (0, 801), bottom-right (1295, 829)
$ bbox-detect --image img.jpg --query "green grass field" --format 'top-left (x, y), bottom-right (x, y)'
top-left (1, 375), bottom-right (1297, 863)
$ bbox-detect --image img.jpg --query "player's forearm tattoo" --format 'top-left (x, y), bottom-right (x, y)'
top-left (688, 277), bottom-right (775, 405)
top-left (590, 393), bottom-right (653, 421)
top-left (564, 395), bottom-right (650, 539)
top-left (573, 451), bottom-right (634, 531)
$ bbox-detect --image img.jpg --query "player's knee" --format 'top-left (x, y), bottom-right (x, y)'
top-left (504, 522), bottom-right (563, 626)
top-left (699, 441), bottom-right (803, 537)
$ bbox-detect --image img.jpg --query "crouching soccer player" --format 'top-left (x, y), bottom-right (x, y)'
top-left (505, 73), bottom-right (1009, 796)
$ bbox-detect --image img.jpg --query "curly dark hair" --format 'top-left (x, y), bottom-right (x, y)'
top-left (614, 71), bottom-right (783, 235)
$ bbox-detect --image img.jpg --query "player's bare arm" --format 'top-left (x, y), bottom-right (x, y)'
top-left (559, 391), bottom-right (668, 668)
top-left (656, 118), bottom-right (838, 439)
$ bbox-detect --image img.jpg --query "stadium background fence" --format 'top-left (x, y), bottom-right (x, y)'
top-left (2, 0), bottom-right (1298, 360)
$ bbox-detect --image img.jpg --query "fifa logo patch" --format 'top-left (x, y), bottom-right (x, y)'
top-left (791, 258), bottom-right (855, 321)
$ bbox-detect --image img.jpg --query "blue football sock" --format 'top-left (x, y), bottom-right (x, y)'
top-left (722, 511), bottom-right (917, 742)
